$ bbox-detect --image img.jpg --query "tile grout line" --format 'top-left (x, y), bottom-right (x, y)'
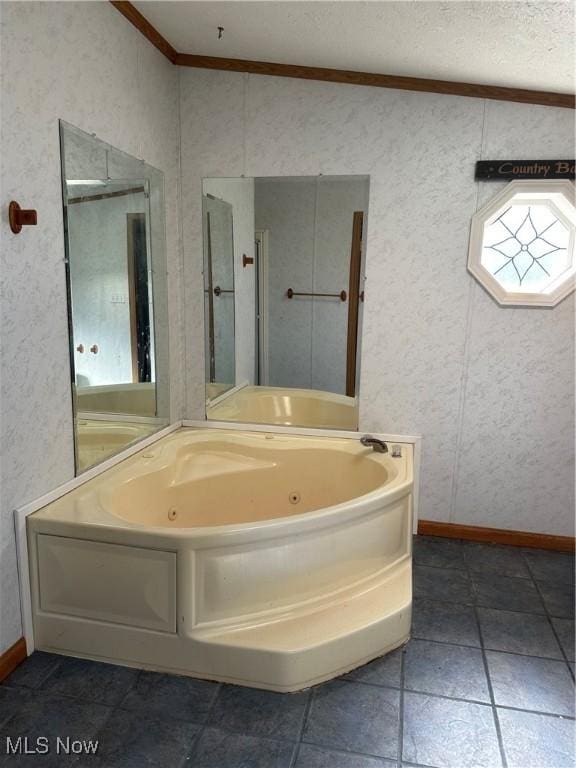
top-left (469, 574), bottom-right (509, 768)
top-left (182, 682), bottom-right (223, 765)
top-left (397, 644), bottom-right (406, 768)
top-left (414, 592), bottom-right (556, 621)
top-left (520, 547), bottom-right (575, 673)
top-left (414, 547), bottom-right (536, 578)
top-left (107, 667), bottom-right (143, 710)
top-left (408, 633), bottom-right (572, 664)
top-left (403, 762), bottom-right (455, 768)
top-left (289, 688), bottom-right (314, 768)
top-left (296, 739), bottom-right (406, 765)
top-left (4, 673), bottom-right (573, 731)
top-left (298, 738), bottom-right (397, 764)
top-left (28, 657), bottom-right (65, 691)
top-left (350, 675), bottom-right (576, 721)
top-left (418, 562), bottom-right (533, 580)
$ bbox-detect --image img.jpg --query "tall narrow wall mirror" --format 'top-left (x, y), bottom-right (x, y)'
top-left (60, 122), bottom-right (170, 472)
top-left (203, 175), bottom-right (369, 430)
top-left (203, 193), bottom-right (236, 398)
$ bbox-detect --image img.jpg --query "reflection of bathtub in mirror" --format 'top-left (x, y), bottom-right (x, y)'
top-left (205, 382), bottom-right (234, 402)
top-left (76, 383), bottom-right (156, 416)
top-left (60, 122), bottom-right (170, 473)
top-left (207, 385), bottom-right (358, 430)
top-left (76, 419), bottom-right (159, 471)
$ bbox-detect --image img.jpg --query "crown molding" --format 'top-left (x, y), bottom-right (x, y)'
top-left (111, 1), bottom-right (575, 110)
top-left (110, 1), bottom-right (178, 64)
top-left (174, 53), bottom-right (575, 109)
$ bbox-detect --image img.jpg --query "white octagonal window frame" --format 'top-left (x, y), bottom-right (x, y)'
top-left (468, 179), bottom-right (576, 307)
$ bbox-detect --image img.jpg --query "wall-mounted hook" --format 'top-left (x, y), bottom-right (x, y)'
top-left (9, 201), bottom-right (37, 234)
top-left (242, 254), bottom-right (254, 268)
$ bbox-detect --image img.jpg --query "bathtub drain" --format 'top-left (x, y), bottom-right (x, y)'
top-left (288, 492), bottom-right (301, 505)
top-left (168, 508), bottom-right (178, 521)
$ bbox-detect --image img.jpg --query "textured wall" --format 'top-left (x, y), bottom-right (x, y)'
top-left (0, 1), bottom-right (183, 654)
top-left (179, 69), bottom-right (575, 537)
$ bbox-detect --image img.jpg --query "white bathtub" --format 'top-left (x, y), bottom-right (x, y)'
top-left (27, 427), bottom-right (413, 691)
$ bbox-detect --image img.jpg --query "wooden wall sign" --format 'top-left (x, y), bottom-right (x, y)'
top-left (475, 160), bottom-right (575, 181)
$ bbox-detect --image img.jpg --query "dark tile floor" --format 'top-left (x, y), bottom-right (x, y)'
top-left (0, 537), bottom-right (574, 767)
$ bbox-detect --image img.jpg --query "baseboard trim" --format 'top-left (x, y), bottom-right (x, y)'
top-left (418, 520), bottom-right (575, 553)
top-left (0, 638), bottom-right (27, 683)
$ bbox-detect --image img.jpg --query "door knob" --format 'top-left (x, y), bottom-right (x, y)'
top-left (90, 344), bottom-right (99, 354)
top-left (76, 344), bottom-right (84, 353)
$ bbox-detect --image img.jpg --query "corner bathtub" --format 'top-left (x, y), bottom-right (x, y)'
top-left (207, 385), bottom-right (359, 430)
top-left (28, 428), bottom-right (413, 692)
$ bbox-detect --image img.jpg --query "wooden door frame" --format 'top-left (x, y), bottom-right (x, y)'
top-left (346, 211), bottom-right (363, 397)
top-left (205, 210), bottom-right (217, 382)
top-left (255, 229), bottom-right (270, 386)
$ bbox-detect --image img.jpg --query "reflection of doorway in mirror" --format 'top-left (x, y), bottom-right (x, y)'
top-left (127, 213), bottom-right (152, 384)
top-left (67, 181), bottom-right (153, 388)
top-left (254, 176), bottom-right (368, 397)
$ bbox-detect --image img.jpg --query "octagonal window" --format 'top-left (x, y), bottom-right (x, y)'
top-left (468, 180), bottom-right (576, 307)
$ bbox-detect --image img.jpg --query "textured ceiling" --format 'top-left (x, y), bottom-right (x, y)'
top-left (133, 1), bottom-right (575, 92)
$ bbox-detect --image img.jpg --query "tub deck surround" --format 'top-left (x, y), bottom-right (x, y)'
top-left (26, 427), bottom-right (413, 691)
top-left (206, 385), bottom-right (359, 431)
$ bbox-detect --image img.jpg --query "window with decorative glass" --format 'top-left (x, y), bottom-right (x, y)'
top-left (468, 180), bottom-right (576, 306)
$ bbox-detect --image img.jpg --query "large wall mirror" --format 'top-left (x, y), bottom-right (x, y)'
top-left (60, 122), bottom-right (170, 472)
top-left (203, 175), bottom-right (369, 430)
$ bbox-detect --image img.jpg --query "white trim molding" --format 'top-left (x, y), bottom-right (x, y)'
top-left (468, 180), bottom-right (576, 307)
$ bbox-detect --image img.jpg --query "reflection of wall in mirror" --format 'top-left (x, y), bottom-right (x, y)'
top-left (202, 195), bottom-right (235, 386)
top-left (67, 191), bottom-right (155, 387)
top-left (255, 177), bottom-right (368, 395)
top-left (203, 178), bottom-right (255, 386)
